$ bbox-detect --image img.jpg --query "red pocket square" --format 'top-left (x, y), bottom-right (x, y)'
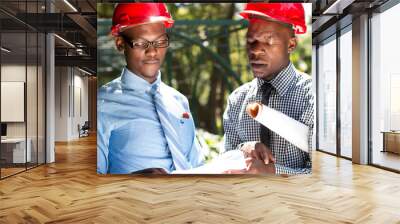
top-left (182, 112), bottom-right (190, 119)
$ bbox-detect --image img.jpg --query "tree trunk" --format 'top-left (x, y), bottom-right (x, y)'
top-left (202, 3), bottom-right (235, 134)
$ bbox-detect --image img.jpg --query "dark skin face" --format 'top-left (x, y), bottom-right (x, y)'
top-left (246, 17), bottom-right (297, 81)
top-left (115, 22), bottom-right (168, 83)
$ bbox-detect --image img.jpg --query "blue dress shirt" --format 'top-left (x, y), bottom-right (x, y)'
top-left (97, 68), bottom-right (204, 174)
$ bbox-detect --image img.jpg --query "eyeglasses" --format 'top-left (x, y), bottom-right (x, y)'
top-left (121, 34), bottom-right (169, 50)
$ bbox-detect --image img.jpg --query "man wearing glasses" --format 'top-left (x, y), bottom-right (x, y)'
top-left (97, 3), bottom-right (204, 174)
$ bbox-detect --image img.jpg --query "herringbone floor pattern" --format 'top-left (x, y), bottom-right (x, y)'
top-left (1, 135), bottom-right (400, 223)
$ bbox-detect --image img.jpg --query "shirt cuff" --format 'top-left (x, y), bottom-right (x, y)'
top-left (234, 141), bottom-right (259, 151)
top-left (274, 163), bottom-right (312, 175)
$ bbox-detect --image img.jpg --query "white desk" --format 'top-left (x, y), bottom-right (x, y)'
top-left (1, 138), bottom-right (31, 163)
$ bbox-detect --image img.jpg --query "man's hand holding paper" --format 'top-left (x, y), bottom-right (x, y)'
top-left (241, 142), bottom-right (276, 165)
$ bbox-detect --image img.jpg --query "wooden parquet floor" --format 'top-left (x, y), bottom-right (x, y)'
top-left (1, 135), bottom-right (399, 224)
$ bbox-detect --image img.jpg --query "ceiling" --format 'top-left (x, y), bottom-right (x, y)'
top-left (310, 0), bottom-right (390, 43)
top-left (0, 0), bottom-right (96, 75)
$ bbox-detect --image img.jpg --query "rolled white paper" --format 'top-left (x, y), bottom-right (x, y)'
top-left (247, 103), bottom-right (309, 153)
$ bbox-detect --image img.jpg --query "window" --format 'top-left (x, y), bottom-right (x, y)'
top-left (317, 35), bottom-right (337, 154)
top-left (370, 3), bottom-right (400, 171)
top-left (0, 0), bottom-right (46, 179)
top-left (339, 27), bottom-right (352, 158)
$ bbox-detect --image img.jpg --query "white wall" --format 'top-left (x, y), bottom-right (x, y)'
top-left (1, 63), bottom-right (46, 164)
top-left (54, 66), bottom-right (89, 141)
top-left (1, 65), bottom-right (34, 138)
top-left (55, 66), bottom-right (69, 141)
top-left (72, 72), bottom-right (89, 138)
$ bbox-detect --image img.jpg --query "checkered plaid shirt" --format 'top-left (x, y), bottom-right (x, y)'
top-left (223, 63), bottom-right (314, 175)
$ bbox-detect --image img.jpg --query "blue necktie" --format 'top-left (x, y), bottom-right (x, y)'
top-left (151, 86), bottom-right (191, 171)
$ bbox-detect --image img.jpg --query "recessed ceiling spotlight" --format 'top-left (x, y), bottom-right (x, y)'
top-left (1, 47), bottom-right (11, 53)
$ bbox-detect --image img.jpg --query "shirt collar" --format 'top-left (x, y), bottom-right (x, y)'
top-left (256, 62), bottom-right (296, 96)
top-left (120, 67), bottom-right (161, 94)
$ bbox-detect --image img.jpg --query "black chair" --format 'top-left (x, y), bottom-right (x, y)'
top-left (78, 121), bottom-right (90, 138)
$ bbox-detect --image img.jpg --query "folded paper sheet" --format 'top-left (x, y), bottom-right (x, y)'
top-left (172, 150), bottom-right (246, 174)
top-left (247, 103), bottom-right (309, 152)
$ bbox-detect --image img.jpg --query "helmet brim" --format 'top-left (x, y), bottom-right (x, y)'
top-left (111, 17), bottom-right (174, 37)
top-left (239, 10), bottom-right (306, 34)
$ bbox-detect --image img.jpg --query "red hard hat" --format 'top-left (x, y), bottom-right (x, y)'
top-left (111, 3), bottom-right (174, 36)
top-left (240, 3), bottom-right (306, 34)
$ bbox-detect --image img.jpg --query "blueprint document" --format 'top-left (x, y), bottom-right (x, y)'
top-left (172, 150), bottom-right (246, 174)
